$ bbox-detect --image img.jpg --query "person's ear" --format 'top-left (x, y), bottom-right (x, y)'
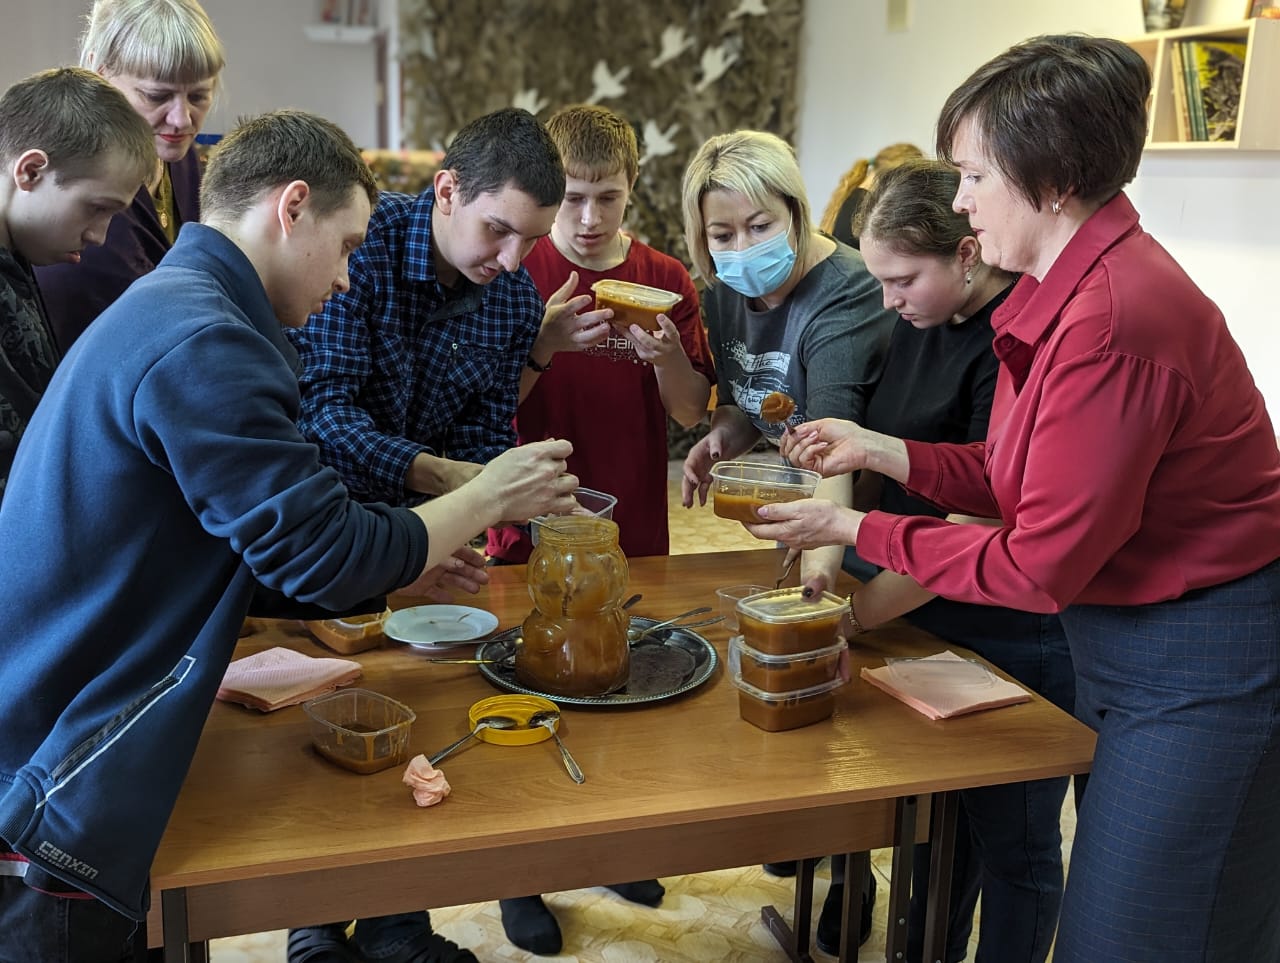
top-left (12, 149), bottom-right (50, 192)
top-left (433, 168), bottom-right (461, 214)
top-left (956, 235), bottom-right (981, 270)
top-left (274, 180), bottom-right (311, 237)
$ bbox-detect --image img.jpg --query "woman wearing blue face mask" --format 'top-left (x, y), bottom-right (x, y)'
top-left (679, 129), bottom-right (896, 948)
top-left (680, 129), bottom-right (895, 596)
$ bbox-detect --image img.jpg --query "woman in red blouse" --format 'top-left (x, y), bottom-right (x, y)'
top-left (760, 34), bottom-right (1280, 963)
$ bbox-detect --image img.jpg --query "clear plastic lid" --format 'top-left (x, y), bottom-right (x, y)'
top-left (590, 279), bottom-right (683, 309)
top-left (736, 588), bottom-right (849, 625)
top-left (731, 669), bottom-right (847, 703)
top-left (729, 633), bottom-right (847, 667)
top-left (708, 461), bottom-right (821, 490)
top-left (884, 656), bottom-right (995, 689)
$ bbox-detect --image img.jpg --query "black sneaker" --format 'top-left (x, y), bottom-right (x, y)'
top-left (762, 861), bottom-right (798, 877)
top-left (352, 927), bottom-right (479, 963)
top-left (287, 924), bottom-right (360, 963)
top-left (815, 872), bottom-right (877, 955)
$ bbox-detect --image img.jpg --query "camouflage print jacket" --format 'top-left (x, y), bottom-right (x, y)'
top-left (0, 247), bottom-right (59, 502)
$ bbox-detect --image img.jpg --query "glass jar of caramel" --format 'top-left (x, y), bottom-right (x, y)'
top-left (517, 516), bottom-right (630, 697)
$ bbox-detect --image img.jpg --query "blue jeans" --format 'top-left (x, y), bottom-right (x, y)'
top-left (0, 876), bottom-right (150, 963)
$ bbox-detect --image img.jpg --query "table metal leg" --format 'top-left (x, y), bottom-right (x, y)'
top-left (921, 791), bottom-right (960, 963)
top-left (761, 856), bottom-right (818, 963)
top-left (885, 795), bottom-right (919, 962)
top-left (837, 850), bottom-right (871, 962)
top-left (160, 888), bottom-right (208, 963)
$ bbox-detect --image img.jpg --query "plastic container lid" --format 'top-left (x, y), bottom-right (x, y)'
top-left (736, 588), bottom-right (849, 625)
top-left (467, 694), bottom-right (559, 746)
top-left (730, 669), bottom-right (847, 703)
top-left (709, 460), bottom-right (821, 491)
top-left (530, 487), bottom-right (618, 546)
top-left (590, 279), bottom-right (683, 309)
top-left (729, 633), bottom-right (847, 668)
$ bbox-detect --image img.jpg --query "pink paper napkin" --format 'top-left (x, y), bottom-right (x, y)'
top-left (217, 646), bottom-right (362, 712)
top-left (860, 650), bottom-right (1030, 720)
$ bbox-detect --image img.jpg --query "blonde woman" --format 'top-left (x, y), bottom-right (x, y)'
top-left (680, 130), bottom-right (895, 603)
top-left (37, 0), bottom-right (225, 350)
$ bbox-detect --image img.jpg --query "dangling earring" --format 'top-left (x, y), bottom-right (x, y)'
top-left (1052, 198), bottom-right (1063, 215)
top-left (964, 269), bottom-right (973, 286)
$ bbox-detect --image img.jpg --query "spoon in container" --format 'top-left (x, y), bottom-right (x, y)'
top-left (427, 715), bottom-right (517, 766)
top-left (528, 709), bottom-right (585, 784)
top-left (775, 548), bottom-right (800, 589)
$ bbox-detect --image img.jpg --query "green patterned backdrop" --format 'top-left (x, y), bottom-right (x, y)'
top-left (398, 0), bottom-right (804, 272)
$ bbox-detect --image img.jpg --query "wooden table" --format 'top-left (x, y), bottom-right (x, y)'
top-left (147, 549), bottom-right (1094, 962)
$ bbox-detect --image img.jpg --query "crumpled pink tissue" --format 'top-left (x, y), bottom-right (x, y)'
top-left (403, 755), bottom-right (451, 807)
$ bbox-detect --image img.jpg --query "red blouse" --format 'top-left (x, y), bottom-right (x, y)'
top-left (858, 193), bottom-right (1280, 612)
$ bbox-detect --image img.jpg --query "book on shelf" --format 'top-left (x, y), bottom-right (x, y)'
top-left (1188, 39), bottom-right (1248, 142)
top-left (1169, 41), bottom-right (1191, 140)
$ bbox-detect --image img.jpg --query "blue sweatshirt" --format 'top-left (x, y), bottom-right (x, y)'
top-left (0, 224), bottom-right (428, 920)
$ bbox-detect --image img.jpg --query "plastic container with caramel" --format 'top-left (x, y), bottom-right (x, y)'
top-left (709, 461), bottom-right (821, 524)
top-left (591, 279), bottom-right (683, 332)
top-left (732, 673), bottom-right (845, 731)
top-left (303, 689), bottom-right (415, 774)
top-left (736, 588), bottom-right (849, 656)
top-left (728, 635), bottom-right (849, 694)
top-left (304, 608), bottom-right (391, 655)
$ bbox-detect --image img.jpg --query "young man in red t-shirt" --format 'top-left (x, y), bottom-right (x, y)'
top-left (487, 104), bottom-right (713, 566)
top-left (485, 104), bottom-right (714, 952)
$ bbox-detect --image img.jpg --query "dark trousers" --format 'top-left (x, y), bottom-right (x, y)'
top-left (0, 877), bottom-right (155, 963)
top-left (844, 549), bottom-right (1076, 963)
top-left (1055, 557), bottom-right (1280, 962)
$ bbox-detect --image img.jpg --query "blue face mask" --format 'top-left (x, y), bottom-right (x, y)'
top-left (711, 225), bottom-right (797, 298)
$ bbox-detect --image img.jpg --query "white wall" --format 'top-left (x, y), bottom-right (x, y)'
top-left (0, 0), bottom-right (385, 148)
top-left (795, 0), bottom-right (1280, 419)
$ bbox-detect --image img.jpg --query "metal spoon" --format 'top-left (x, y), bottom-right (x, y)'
top-left (628, 605), bottom-right (713, 643)
top-left (528, 709), bottom-right (585, 784)
top-left (421, 657), bottom-right (502, 665)
top-left (775, 548), bottom-right (800, 589)
top-left (427, 715), bottom-right (518, 766)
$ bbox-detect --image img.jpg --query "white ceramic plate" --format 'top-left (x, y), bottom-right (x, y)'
top-left (384, 605), bottom-right (500, 647)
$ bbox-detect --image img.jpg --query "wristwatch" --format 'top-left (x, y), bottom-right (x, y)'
top-left (525, 354), bottom-right (552, 372)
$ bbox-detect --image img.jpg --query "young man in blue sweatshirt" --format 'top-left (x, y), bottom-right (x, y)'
top-left (0, 108), bottom-right (578, 963)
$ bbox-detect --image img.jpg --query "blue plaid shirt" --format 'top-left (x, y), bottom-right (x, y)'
top-left (288, 189), bottom-right (543, 505)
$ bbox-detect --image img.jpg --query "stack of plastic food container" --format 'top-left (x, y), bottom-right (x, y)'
top-left (729, 588), bottom-right (851, 731)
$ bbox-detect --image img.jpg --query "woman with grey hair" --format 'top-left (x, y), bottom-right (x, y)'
top-left (37, 0), bottom-right (225, 350)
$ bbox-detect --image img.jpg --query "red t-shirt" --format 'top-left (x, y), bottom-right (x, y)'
top-left (860, 192), bottom-right (1280, 611)
top-left (487, 236), bottom-right (713, 562)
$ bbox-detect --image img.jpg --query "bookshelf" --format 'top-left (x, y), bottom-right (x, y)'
top-left (1126, 17), bottom-right (1280, 150)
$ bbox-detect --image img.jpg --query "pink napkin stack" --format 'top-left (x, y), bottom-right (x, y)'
top-left (860, 650), bottom-right (1030, 720)
top-left (217, 646), bottom-right (363, 712)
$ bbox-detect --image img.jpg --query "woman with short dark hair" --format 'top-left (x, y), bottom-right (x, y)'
top-left (764, 35), bottom-right (1280, 962)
